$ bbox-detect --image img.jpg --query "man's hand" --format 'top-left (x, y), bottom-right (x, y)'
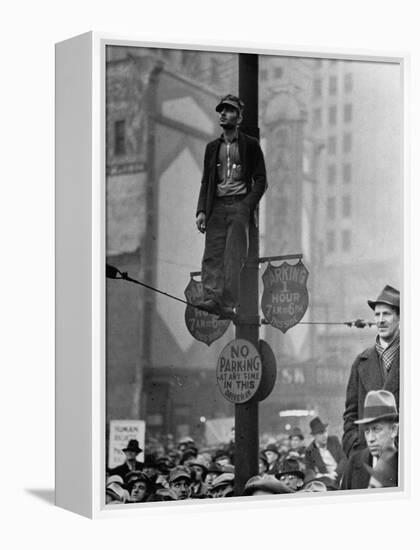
top-left (196, 212), bottom-right (206, 233)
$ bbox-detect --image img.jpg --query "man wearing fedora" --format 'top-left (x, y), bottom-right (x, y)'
top-left (195, 94), bottom-right (267, 320)
top-left (263, 443), bottom-right (282, 475)
top-left (276, 457), bottom-right (305, 492)
top-left (341, 389), bottom-right (399, 490)
top-left (108, 439), bottom-right (144, 479)
top-left (342, 285), bottom-right (400, 457)
top-left (304, 417), bottom-right (347, 489)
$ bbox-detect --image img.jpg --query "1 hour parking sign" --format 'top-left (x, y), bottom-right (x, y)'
top-left (261, 260), bottom-right (309, 333)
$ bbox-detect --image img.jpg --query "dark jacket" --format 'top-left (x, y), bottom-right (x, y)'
top-left (340, 448), bottom-right (372, 490)
top-left (196, 131), bottom-right (267, 221)
top-left (342, 345), bottom-right (399, 457)
top-left (305, 435), bottom-right (347, 486)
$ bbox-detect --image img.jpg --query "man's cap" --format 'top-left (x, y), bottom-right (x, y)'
top-left (107, 474), bottom-right (125, 486)
top-left (206, 462), bottom-right (223, 475)
top-left (215, 94), bottom-right (244, 114)
top-left (309, 417), bottom-right (328, 435)
top-left (124, 470), bottom-right (148, 485)
top-left (122, 439), bottom-right (142, 454)
top-left (168, 466), bottom-right (192, 484)
top-left (289, 426), bottom-right (304, 440)
top-left (300, 480), bottom-right (328, 493)
top-left (243, 474), bottom-right (293, 496)
top-left (213, 448), bottom-right (231, 462)
top-left (263, 443), bottom-right (280, 456)
top-left (106, 482), bottom-right (129, 502)
top-left (367, 285), bottom-right (400, 311)
top-left (364, 446), bottom-right (398, 487)
top-left (188, 454), bottom-right (209, 472)
top-left (354, 390), bottom-right (399, 425)
top-left (178, 436), bottom-right (195, 445)
top-left (277, 458), bottom-right (305, 480)
top-left (210, 472), bottom-right (235, 490)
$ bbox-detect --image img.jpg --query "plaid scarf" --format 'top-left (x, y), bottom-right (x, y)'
top-left (376, 331), bottom-right (400, 377)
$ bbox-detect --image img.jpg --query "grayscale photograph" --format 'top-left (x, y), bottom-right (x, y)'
top-left (104, 44), bottom-right (402, 505)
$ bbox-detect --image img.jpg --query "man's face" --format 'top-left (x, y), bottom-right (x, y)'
top-left (218, 105), bottom-right (241, 129)
top-left (170, 477), bottom-right (191, 500)
top-left (191, 465), bottom-right (204, 482)
top-left (279, 473), bottom-right (303, 491)
top-left (364, 421), bottom-right (398, 458)
top-left (314, 430), bottom-right (328, 447)
top-left (374, 304), bottom-right (400, 342)
top-left (290, 436), bottom-right (302, 450)
top-left (124, 450), bottom-right (138, 462)
top-left (130, 481), bottom-right (147, 502)
top-left (205, 472), bottom-right (218, 487)
top-left (264, 450), bottom-right (278, 465)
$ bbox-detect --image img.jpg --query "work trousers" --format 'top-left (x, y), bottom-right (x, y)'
top-left (201, 196), bottom-right (250, 308)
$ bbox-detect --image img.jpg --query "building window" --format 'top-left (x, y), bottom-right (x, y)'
top-left (313, 78), bottom-right (322, 98)
top-left (327, 231), bottom-right (335, 252)
top-left (342, 195), bottom-right (351, 217)
top-left (327, 164), bottom-right (336, 185)
top-left (328, 136), bottom-right (336, 155)
top-left (327, 197), bottom-right (336, 219)
top-left (344, 103), bottom-right (353, 122)
top-left (343, 133), bottom-right (352, 153)
top-left (329, 75), bottom-right (337, 95)
top-left (344, 73), bottom-right (353, 93)
top-left (274, 67), bottom-right (283, 79)
top-left (313, 108), bottom-right (322, 129)
top-left (260, 69), bottom-right (268, 81)
top-left (328, 105), bottom-right (337, 125)
top-left (343, 163), bottom-right (352, 183)
top-left (342, 230), bottom-right (351, 251)
top-left (114, 120), bottom-right (126, 156)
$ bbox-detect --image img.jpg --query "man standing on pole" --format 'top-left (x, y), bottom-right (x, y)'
top-left (195, 94), bottom-right (267, 320)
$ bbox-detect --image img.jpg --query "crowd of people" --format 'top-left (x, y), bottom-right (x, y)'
top-left (106, 284), bottom-right (400, 505)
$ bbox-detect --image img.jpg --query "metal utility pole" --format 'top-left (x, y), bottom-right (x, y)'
top-left (235, 54), bottom-right (260, 496)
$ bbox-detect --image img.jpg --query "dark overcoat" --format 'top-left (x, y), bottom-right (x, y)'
top-left (304, 435), bottom-right (347, 486)
top-left (196, 131), bottom-right (267, 221)
top-left (342, 345), bottom-right (399, 457)
top-left (340, 448), bottom-right (372, 490)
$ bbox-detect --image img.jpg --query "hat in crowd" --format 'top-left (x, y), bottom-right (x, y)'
top-left (189, 454), bottom-right (209, 472)
top-left (309, 417), bottom-right (328, 435)
top-left (107, 474), bottom-right (125, 486)
top-left (277, 458), bottom-right (305, 481)
top-left (213, 449), bottom-right (231, 462)
top-left (178, 436), bottom-right (195, 446)
top-left (243, 475), bottom-right (293, 496)
top-left (364, 446), bottom-right (398, 487)
top-left (180, 447), bottom-right (198, 463)
top-left (106, 482), bottom-right (130, 503)
top-left (206, 462), bottom-right (223, 475)
top-left (354, 390), bottom-right (399, 425)
top-left (122, 439), bottom-right (142, 454)
top-left (289, 427), bottom-right (304, 440)
top-left (168, 466), bottom-right (192, 484)
top-left (300, 480), bottom-right (328, 493)
top-left (367, 285), bottom-right (400, 311)
top-left (124, 470), bottom-right (148, 485)
top-left (215, 94), bottom-right (244, 114)
top-left (264, 443), bottom-right (280, 456)
top-left (211, 472), bottom-right (235, 491)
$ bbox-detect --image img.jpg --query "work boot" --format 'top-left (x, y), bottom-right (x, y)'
top-left (196, 299), bottom-right (220, 315)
